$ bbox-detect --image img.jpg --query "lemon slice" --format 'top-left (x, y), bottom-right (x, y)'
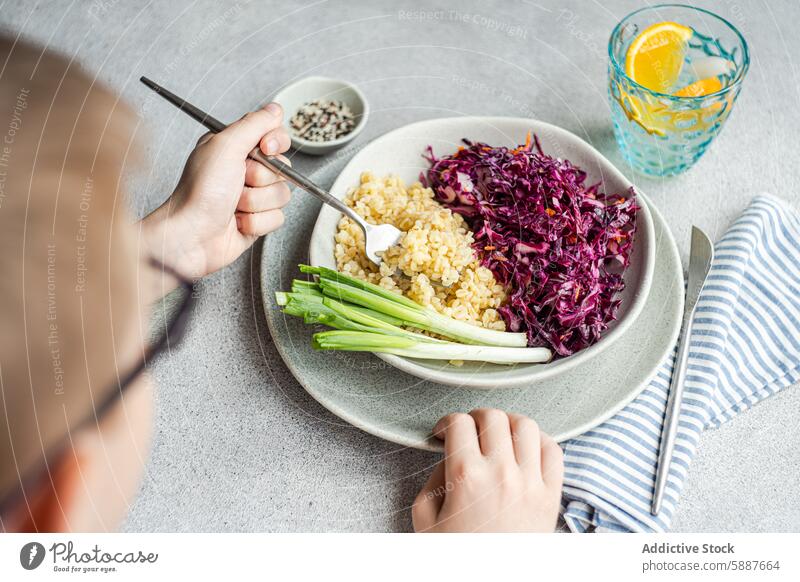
top-left (673, 76), bottom-right (723, 97)
top-left (625, 21), bottom-right (694, 93)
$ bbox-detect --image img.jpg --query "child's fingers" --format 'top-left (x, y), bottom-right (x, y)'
top-left (412, 462), bottom-right (445, 532)
top-left (196, 131), bottom-right (214, 146)
top-left (237, 183), bottom-right (291, 213)
top-left (235, 209), bottom-right (285, 236)
top-left (211, 103), bottom-right (283, 158)
top-left (244, 155), bottom-right (291, 187)
top-left (433, 413), bottom-right (481, 461)
top-left (540, 432), bottom-right (564, 489)
top-left (469, 408), bottom-right (514, 460)
top-left (507, 413), bottom-right (542, 473)
top-left (259, 126), bottom-right (291, 156)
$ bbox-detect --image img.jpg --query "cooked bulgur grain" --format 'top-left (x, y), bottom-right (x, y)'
top-left (334, 172), bottom-right (507, 330)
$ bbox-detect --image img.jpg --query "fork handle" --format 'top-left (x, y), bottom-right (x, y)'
top-left (248, 148), bottom-right (366, 227)
top-left (138, 77), bottom-right (368, 229)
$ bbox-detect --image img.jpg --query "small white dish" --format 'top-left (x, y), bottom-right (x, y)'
top-left (308, 117), bottom-right (656, 388)
top-left (272, 76), bottom-right (368, 156)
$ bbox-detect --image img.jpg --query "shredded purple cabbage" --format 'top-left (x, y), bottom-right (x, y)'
top-left (423, 135), bottom-right (638, 357)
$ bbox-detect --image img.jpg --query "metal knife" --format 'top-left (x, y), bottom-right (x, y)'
top-left (651, 226), bottom-right (714, 516)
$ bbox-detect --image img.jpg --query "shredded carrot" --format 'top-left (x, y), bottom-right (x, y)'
top-left (484, 245), bottom-right (496, 251)
top-left (545, 208), bottom-right (556, 217)
top-left (511, 133), bottom-right (533, 155)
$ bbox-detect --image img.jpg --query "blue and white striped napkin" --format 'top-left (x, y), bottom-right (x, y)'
top-left (561, 194), bottom-right (800, 533)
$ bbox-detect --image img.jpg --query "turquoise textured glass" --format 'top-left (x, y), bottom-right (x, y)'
top-left (608, 4), bottom-right (749, 177)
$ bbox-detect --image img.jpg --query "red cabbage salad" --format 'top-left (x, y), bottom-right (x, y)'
top-left (423, 134), bottom-right (638, 357)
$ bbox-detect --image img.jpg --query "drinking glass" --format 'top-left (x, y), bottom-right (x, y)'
top-left (608, 4), bottom-right (749, 177)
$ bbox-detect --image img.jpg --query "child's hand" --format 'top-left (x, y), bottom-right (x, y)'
top-left (142, 103), bottom-right (291, 280)
top-left (412, 409), bottom-right (563, 533)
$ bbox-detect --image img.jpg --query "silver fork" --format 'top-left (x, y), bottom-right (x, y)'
top-left (140, 77), bottom-right (402, 267)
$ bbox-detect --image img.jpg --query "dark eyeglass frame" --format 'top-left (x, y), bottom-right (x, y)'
top-left (0, 259), bottom-right (196, 522)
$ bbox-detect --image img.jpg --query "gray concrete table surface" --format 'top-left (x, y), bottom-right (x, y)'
top-left (3, 0), bottom-right (798, 532)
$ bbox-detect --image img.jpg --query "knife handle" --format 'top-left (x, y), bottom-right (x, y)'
top-left (651, 309), bottom-right (694, 515)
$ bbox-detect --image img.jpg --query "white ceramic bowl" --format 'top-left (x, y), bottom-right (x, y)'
top-left (272, 76), bottom-right (368, 156)
top-left (309, 117), bottom-right (655, 388)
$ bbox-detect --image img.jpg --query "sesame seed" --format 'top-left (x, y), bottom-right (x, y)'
top-left (289, 99), bottom-right (356, 143)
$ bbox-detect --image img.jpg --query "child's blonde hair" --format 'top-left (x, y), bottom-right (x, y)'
top-left (0, 35), bottom-right (142, 505)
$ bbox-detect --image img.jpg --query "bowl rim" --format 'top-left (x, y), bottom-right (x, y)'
top-left (273, 75), bottom-right (370, 149)
top-left (309, 116), bottom-right (656, 388)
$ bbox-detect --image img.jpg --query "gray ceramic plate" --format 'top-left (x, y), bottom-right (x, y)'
top-left (307, 117), bottom-right (655, 388)
top-left (261, 131), bottom-right (684, 450)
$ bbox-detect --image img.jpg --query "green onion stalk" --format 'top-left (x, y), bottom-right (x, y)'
top-left (276, 265), bottom-right (552, 364)
top-left (299, 265), bottom-right (529, 348)
top-left (312, 330), bottom-right (551, 364)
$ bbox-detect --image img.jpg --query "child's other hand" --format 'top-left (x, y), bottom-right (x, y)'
top-left (142, 103), bottom-right (291, 279)
top-left (412, 409), bottom-right (563, 533)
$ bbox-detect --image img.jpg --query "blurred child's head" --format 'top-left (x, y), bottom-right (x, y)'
top-left (0, 35), bottom-right (153, 532)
